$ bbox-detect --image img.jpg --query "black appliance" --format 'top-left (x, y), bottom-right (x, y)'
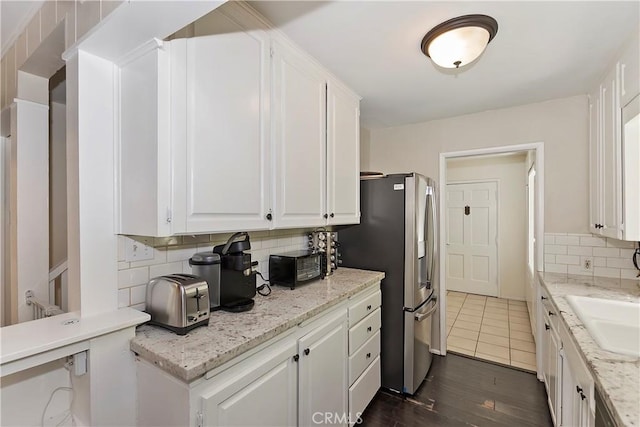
top-left (269, 250), bottom-right (323, 289)
top-left (340, 173), bottom-right (439, 395)
top-left (212, 232), bottom-right (257, 312)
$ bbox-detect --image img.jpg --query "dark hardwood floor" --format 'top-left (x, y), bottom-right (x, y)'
top-left (360, 354), bottom-right (553, 427)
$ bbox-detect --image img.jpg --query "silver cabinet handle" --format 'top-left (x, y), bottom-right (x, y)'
top-left (415, 299), bottom-right (438, 322)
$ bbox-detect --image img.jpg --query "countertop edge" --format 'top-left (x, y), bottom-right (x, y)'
top-left (131, 269), bottom-right (385, 382)
top-left (537, 272), bottom-right (639, 427)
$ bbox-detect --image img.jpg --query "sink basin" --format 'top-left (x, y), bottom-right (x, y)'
top-left (565, 295), bottom-right (640, 357)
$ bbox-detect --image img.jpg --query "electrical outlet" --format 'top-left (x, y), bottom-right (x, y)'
top-left (584, 258), bottom-right (592, 270)
top-left (125, 237), bottom-right (154, 262)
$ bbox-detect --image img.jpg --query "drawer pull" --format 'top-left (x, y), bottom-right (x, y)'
top-left (293, 354), bottom-right (299, 362)
top-left (367, 326), bottom-right (372, 332)
top-left (548, 310), bottom-right (555, 316)
top-left (367, 304), bottom-right (372, 310)
top-left (304, 348), bottom-right (310, 356)
top-left (545, 323), bottom-right (550, 330)
top-left (366, 352), bottom-right (371, 359)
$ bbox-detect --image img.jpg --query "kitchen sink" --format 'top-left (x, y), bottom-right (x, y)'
top-left (565, 295), bottom-right (640, 357)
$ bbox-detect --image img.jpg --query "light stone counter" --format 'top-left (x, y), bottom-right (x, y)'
top-left (538, 272), bottom-right (640, 427)
top-left (131, 268), bottom-right (385, 382)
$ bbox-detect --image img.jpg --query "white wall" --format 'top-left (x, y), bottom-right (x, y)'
top-left (447, 154), bottom-right (527, 300)
top-left (364, 95), bottom-right (589, 234)
top-left (50, 102), bottom-right (67, 269)
top-left (1, 359), bottom-right (72, 427)
top-left (359, 126), bottom-right (371, 171)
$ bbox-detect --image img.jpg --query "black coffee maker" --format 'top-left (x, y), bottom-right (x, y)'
top-left (213, 232), bottom-right (257, 312)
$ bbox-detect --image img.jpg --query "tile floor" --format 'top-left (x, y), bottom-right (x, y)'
top-left (446, 291), bottom-right (537, 372)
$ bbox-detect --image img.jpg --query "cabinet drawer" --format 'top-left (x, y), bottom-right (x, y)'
top-left (349, 290), bottom-right (381, 327)
top-left (349, 331), bottom-right (380, 386)
top-left (349, 308), bottom-right (381, 354)
top-left (349, 355), bottom-right (381, 424)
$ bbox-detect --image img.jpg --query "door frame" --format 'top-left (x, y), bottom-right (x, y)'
top-left (445, 179), bottom-right (500, 297)
top-left (438, 142), bottom-right (545, 355)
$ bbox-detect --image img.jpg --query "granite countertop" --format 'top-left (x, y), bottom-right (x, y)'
top-left (131, 268), bottom-right (385, 382)
top-left (538, 272), bottom-right (640, 427)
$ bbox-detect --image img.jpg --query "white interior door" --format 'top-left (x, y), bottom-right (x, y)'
top-left (446, 182), bottom-right (498, 297)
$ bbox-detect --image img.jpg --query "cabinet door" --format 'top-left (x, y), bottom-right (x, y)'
top-left (298, 310), bottom-right (348, 426)
top-left (180, 17), bottom-right (271, 233)
top-left (600, 65), bottom-right (622, 239)
top-left (548, 325), bottom-right (561, 426)
top-left (200, 339), bottom-right (298, 427)
top-left (327, 80), bottom-right (360, 226)
top-left (620, 32), bottom-right (640, 107)
top-left (272, 41), bottom-right (327, 229)
top-left (588, 88), bottom-right (602, 234)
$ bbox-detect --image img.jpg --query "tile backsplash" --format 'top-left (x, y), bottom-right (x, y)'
top-left (544, 233), bottom-right (639, 280)
top-left (117, 229), bottom-right (314, 310)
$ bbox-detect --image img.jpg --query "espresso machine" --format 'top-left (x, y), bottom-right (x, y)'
top-left (207, 232), bottom-right (257, 312)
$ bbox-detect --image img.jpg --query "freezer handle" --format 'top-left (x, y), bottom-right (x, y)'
top-left (414, 298), bottom-right (438, 322)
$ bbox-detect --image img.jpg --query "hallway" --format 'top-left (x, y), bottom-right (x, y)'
top-left (360, 353), bottom-right (552, 427)
top-left (446, 291), bottom-right (536, 372)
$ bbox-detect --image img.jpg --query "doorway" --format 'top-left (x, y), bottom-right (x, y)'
top-left (438, 144), bottom-right (544, 373)
top-left (445, 181), bottom-right (498, 297)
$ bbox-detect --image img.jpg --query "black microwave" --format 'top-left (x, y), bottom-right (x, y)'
top-left (269, 250), bottom-right (322, 289)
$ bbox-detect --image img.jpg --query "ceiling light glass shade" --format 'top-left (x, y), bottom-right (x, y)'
top-left (421, 15), bottom-right (498, 69)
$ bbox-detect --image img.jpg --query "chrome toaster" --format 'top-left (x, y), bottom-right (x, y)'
top-left (145, 274), bottom-right (210, 335)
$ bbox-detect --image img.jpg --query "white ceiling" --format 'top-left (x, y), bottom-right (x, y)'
top-left (1, 0), bottom-right (44, 55)
top-left (249, 1), bottom-right (640, 129)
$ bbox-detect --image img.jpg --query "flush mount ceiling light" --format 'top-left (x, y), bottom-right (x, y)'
top-left (421, 14), bottom-right (498, 69)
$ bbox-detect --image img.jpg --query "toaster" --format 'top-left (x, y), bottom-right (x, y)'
top-left (145, 274), bottom-right (210, 335)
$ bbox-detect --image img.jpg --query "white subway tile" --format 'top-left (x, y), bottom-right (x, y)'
top-left (592, 247), bottom-right (620, 258)
top-left (619, 249), bottom-right (636, 258)
top-left (568, 246), bottom-right (592, 256)
top-left (548, 233), bottom-right (567, 237)
top-left (249, 230), bottom-right (271, 239)
top-left (262, 238), bottom-right (279, 249)
top-left (567, 233), bottom-right (593, 238)
top-left (555, 255), bottom-right (580, 265)
top-left (118, 267), bottom-right (149, 289)
top-left (544, 235), bottom-right (555, 245)
top-left (131, 303), bottom-right (146, 311)
top-left (593, 257), bottom-right (607, 267)
top-left (117, 236), bottom-right (126, 261)
top-left (545, 263), bottom-right (567, 274)
top-left (149, 262), bottom-right (184, 278)
top-left (544, 254), bottom-right (556, 264)
top-left (166, 245), bottom-right (197, 262)
top-left (182, 260), bottom-right (192, 274)
top-left (593, 267), bottom-right (620, 279)
top-left (555, 236), bottom-right (580, 246)
top-left (568, 265), bottom-right (593, 276)
top-left (118, 261), bottom-right (130, 270)
top-left (607, 257), bottom-right (635, 269)
top-left (129, 247), bottom-right (168, 268)
top-left (278, 236), bottom-right (293, 247)
top-left (545, 244), bottom-right (567, 255)
top-left (580, 236), bottom-right (606, 247)
top-left (620, 269), bottom-right (640, 280)
top-left (56, 1), bottom-right (75, 23)
top-left (118, 289), bottom-right (130, 308)
top-left (606, 238), bottom-right (636, 249)
top-left (249, 239), bottom-right (262, 250)
top-left (130, 285), bottom-right (147, 305)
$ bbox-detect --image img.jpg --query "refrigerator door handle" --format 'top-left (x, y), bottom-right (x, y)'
top-left (414, 298), bottom-right (438, 322)
top-left (427, 191), bottom-right (437, 284)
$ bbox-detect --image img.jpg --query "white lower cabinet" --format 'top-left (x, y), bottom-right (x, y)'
top-left (137, 284), bottom-right (380, 427)
top-left (539, 286), bottom-right (595, 427)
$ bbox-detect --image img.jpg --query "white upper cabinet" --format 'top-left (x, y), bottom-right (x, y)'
top-left (600, 65), bottom-right (622, 239)
top-left (620, 31), bottom-right (640, 108)
top-left (271, 39), bottom-right (327, 229)
top-left (327, 80), bottom-right (361, 226)
top-left (588, 30), bottom-right (639, 241)
top-left (117, 2), bottom-right (361, 236)
top-left (178, 9), bottom-right (272, 233)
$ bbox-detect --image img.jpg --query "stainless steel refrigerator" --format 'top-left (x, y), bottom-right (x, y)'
top-left (339, 173), bottom-right (438, 395)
